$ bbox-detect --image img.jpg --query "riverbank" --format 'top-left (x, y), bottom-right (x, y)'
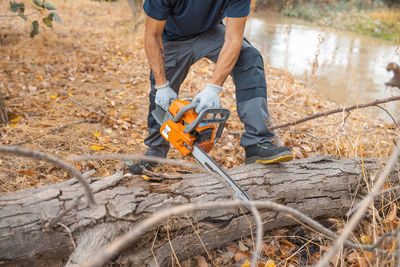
top-left (262, 1), bottom-right (400, 41)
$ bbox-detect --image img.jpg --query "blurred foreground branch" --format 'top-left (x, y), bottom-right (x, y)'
top-left (0, 145), bottom-right (94, 204)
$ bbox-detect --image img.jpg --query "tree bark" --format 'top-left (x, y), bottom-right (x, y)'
top-left (0, 156), bottom-right (384, 266)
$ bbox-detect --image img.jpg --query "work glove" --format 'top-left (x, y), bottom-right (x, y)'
top-left (193, 83), bottom-right (222, 113)
top-left (155, 81), bottom-right (177, 111)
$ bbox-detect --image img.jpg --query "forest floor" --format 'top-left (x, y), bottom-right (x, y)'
top-left (1, 0), bottom-right (400, 266)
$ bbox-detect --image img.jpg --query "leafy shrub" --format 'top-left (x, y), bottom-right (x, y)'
top-left (9, 0), bottom-right (61, 38)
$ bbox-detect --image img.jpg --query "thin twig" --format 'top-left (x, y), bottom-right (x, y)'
top-left (64, 88), bottom-right (118, 123)
top-left (249, 203), bottom-right (263, 267)
top-left (315, 141), bottom-right (400, 267)
top-left (397, 231), bottom-right (400, 267)
top-left (44, 169), bottom-right (97, 228)
top-left (0, 11), bottom-right (40, 17)
top-left (270, 95), bottom-right (400, 130)
top-left (45, 196), bottom-right (83, 230)
top-left (13, 119), bottom-right (98, 146)
top-left (376, 104), bottom-right (400, 129)
top-left (347, 185), bottom-right (400, 217)
top-left (151, 227), bottom-right (160, 267)
top-left (267, 116), bottom-right (282, 146)
top-left (278, 232), bottom-right (321, 266)
top-left (166, 217), bottom-right (182, 267)
top-left (82, 200), bottom-right (380, 267)
top-left (57, 222), bottom-right (76, 249)
top-left (239, 206), bottom-right (255, 253)
top-left (0, 146), bottom-right (94, 204)
top-left (185, 215), bottom-right (218, 267)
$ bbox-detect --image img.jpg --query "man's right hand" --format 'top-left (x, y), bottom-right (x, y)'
top-left (155, 81), bottom-right (177, 111)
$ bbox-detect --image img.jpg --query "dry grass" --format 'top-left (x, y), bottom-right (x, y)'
top-left (1, 0), bottom-right (400, 265)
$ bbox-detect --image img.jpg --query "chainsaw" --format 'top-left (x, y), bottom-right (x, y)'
top-left (152, 99), bottom-right (250, 201)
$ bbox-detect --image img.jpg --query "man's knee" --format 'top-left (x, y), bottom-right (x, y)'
top-left (232, 45), bottom-right (267, 103)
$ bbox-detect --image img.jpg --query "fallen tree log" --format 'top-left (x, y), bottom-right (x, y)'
top-left (0, 156), bottom-right (386, 266)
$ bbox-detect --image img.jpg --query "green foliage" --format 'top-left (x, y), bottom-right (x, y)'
top-left (33, 0), bottom-right (57, 10)
top-left (30, 21), bottom-right (39, 38)
top-left (276, 0), bottom-right (399, 41)
top-left (9, 2), bottom-right (27, 21)
top-left (8, 1), bottom-right (62, 38)
top-left (9, 2), bottom-right (24, 13)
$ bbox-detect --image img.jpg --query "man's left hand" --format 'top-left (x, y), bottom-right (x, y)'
top-left (193, 83), bottom-right (222, 113)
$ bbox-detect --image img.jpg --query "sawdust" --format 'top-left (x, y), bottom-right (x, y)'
top-left (0, 0), bottom-right (398, 194)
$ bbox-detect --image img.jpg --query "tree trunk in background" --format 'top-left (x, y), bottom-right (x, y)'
top-left (0, 156), bottom-right (385, 266)
top-left (0, 92), bottom-right (8, 125)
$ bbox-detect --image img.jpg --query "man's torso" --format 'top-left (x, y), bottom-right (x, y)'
top-left (143, 0), bottom-right (250, 41)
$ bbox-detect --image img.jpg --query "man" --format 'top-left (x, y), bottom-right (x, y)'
top-left (129, 0), bottom-right (293, 175)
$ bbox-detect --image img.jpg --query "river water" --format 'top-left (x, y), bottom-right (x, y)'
top-left (245, 11), bottom-right (400, 121)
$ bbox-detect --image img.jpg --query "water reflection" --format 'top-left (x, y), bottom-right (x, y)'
top-left (246, 11), bottom-right (400, 121)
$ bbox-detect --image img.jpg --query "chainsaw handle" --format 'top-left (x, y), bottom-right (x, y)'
top-left (172, 102), bottom-right (198, 123)
top-left (184, 108), bottom-right (230, 134)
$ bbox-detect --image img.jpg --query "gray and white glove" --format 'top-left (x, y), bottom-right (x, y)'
top-left (155, 81), bottom-right (177, 111)
top-left (193, 83), bottom-right (222, 113)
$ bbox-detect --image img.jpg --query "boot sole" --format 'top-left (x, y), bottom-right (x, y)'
top-left (245, 153), bottom-right (293, 165)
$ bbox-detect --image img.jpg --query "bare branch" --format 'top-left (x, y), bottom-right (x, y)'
top-left (82, 199), bottom-right (379, 267)
top-left (0, 145), bottom-right (95, 204)
top-left (57, 222), bottom-right (76, 249)
top-left (270, 95), bottom-right (400, 130)
top-left (67, 153), bottom-right (205, 172)
top-left (376, 104), bottom-right (400, 129)
top-left (249, 203), bottom-right (262, 267)
top-left (315, 141), bottom-right (400, 267)
top-left (267, 116), bottom-right (282, 146)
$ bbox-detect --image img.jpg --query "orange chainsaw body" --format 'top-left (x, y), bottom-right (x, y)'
top-left (159, 99), bottom-right (214, 155)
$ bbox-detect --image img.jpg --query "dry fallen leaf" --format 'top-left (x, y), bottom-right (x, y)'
top-left (141, 175), bottom-right (150, 181)
top-left (10, 116), bottom-right (22, 123)
top-left (241, 259), bottom-right (250, 267)
top-left (234, 252), bottom-right (250, 263)
top-left (360, 234), bottom-right (370, 245)
top-left (90, 145), bottom-right (105, 151)
top-left (197, 256), bottom-right (208, 267)
top-left (238, 240), bottom-right (249, 252)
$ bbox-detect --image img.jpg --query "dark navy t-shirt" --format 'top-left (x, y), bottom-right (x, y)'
top-left (143, 0), bottom-right (251, 40)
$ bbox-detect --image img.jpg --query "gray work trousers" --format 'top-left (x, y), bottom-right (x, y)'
top-left (144, 23), bottom-right (275, 157)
